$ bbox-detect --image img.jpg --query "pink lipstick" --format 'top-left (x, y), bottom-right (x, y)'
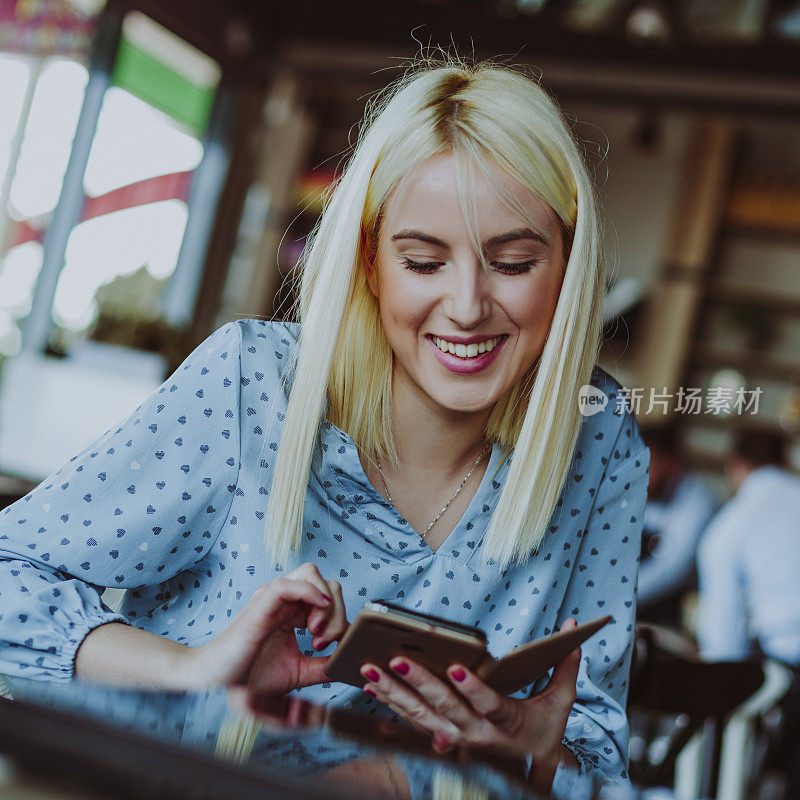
top-left (426, 335), bottom-right (507, 374)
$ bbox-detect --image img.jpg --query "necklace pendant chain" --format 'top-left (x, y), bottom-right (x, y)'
top-left (375, 443), bottom-right (491, 539)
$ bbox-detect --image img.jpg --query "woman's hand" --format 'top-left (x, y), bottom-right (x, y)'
top-left (183, 563), bottom-right (348, 700)
top-left (360, 618), bottom-right (581, 792)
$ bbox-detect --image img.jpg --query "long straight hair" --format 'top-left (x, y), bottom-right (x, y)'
top-left (264, 58), bottom-right (603, 569)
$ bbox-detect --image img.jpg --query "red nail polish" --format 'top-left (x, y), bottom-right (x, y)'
top-left (364, 687), bottom-right (376, 697)
top-left (451, 668), bottom-right (466, 682)
top-left (363, 668), bottom-right (380, 682)
top-left (392, 661), bottom-right (409, 675)
top-left (433, 737), bottom-right (450, 752)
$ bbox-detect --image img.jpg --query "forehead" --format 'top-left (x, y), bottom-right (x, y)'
top-left (381, 152), bottom-right (557, 238)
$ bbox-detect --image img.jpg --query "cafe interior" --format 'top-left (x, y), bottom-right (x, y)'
top-left (0, 1), bottom-right (799, 798)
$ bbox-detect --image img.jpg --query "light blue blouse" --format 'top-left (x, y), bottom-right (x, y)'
top-left (0, 319), bottom-right (648, 791)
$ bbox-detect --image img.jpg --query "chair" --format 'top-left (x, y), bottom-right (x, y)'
top-left (628, 624), bottom-right (792, 799)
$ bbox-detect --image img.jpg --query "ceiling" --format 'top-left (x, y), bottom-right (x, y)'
top-left (113, 0), bottom-right (800, 122)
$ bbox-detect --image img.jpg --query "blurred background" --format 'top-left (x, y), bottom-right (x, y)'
top-left (0, 0), bottom-right (798, 501)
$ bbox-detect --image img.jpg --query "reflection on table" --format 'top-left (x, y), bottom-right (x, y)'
top-left (0, 674), bottom-right (541, 800)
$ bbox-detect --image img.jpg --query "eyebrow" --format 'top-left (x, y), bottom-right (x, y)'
top-left (390, 227), bottom-right (549, 247)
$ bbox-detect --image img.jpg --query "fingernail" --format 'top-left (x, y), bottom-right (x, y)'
top-left (364, 687), bottom-right (376, 697)
top-left (432, 737), bottom-right (449, 752)
top-left (391, 660), bottom-right (409, 676)
top-left (362, 667), bottom-right (380, 683)
top-left (322, 594), bottom-right (332, 604)
top-left (450, 668), bottom-right (466, 682)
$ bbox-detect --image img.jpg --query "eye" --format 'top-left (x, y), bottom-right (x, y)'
top-left (401, 257), bottom-right (540, 275)
top-left (491, 259), bottom-right (539, 275)
top-left (402, 258), bottom-right (443, 274)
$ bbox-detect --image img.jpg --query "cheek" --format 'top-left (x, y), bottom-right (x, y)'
top-left (504, 275), bottom-right (561, 334)
top-left (378, 274), bottom-right (434, 331)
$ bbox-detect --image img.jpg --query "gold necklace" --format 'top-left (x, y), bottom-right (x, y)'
top-left (375, 443), bottom-right (491, 539)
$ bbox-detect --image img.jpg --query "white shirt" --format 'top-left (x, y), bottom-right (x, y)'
top-left (697, 466), bottom-right (800, 665)
top-left (639, 474), bottom-right (717, 606)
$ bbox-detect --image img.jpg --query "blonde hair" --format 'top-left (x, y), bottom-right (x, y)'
top-left (432, 766), bottom-right (490, 800)
top-left (265, 57), bottom-right (603, 568)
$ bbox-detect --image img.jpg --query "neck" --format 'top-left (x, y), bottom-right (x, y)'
top-left (387, 373), bottom-right (492, 478)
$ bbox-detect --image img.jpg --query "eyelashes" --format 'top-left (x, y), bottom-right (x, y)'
top-left (401, 258), bottom-right (443, 274)
top-left (401, 258), bottom-right (538, 275)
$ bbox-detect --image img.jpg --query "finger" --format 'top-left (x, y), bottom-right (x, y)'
top-left (294, 653), bottom-right (333, 688)
top-left (364, 680), bottom-right (458, 743)
top-left (239, 689), bottom-right (291, 720)
top-left (247, 652), bottom-right (331, 703)
top-left (360, 664), bottom-right (461, 742)
top-left (287, 563), bottom-right (335, 614)
top-left (258, 579), bottom-right (331, 630)
top-left (285, 561), bottom-right (327, 583)
top-left (283, 566), bottom-right (337, 639)
top-left (242, 580), bottom-right (331, 629)
top-left (247, 651), bottom-right (330, 700)
top-left (387, 701), bottom-right (428, 734)
top-left (445, 664), bottom-right (518, 729)
top-left (273, 578), bottom-right (332, 610)
top-left (540, 619), bottom-right (581, 702)
top-left (325, 579), bottom-right (348, 635)
top-left (285, 563), bottom-right (331, 601)
top-left (386, 656), bottom-right (475, 730)
top-left (285, 696), bottom-right (317, 728)
top-left (543, 645), bottom-right (581, 703)
top-left (311, 580), bottom-right (347, 650)
top-left (432, 733), bottom-right (458, 754)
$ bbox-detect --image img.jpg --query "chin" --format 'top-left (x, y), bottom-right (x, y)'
top-left (429, 389), bottom-right (500, 416)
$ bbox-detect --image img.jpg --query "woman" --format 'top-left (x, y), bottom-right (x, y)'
top-left (0, 59), bottom-right (648, 794)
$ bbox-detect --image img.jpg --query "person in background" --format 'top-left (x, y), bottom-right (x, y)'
top-left (696, 429), bottom-right (800, 663)
top-left (638, 424), bottom-right (717, 629)
top-left (697, 428), bottom-right (800, 800)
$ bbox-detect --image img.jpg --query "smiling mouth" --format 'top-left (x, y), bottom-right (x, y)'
top-left (430, 335), bottom-right (507, 358)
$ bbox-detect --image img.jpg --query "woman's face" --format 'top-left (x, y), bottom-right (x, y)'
top-left (366, 152), bottom-right (566, 420)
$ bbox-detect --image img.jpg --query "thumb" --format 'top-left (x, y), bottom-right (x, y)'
top-left (544, 619), bottom-right (581, 696)
top-left (294, 655), bottom-right (332, 689)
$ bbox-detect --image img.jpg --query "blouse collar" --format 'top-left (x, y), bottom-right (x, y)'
top-left (312, 416), bottom-right (509, 564)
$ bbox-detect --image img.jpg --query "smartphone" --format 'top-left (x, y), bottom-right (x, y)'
top-left (324, 600), bottom-right (610, 695)
top-left (324, 600), bottom-right (488, 688)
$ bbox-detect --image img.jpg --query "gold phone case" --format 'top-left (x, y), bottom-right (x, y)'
top-left (324, 603), bottom-right (610, 696)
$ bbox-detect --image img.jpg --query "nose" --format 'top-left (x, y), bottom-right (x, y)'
top-left (442, 260), bottom-right (492, 330)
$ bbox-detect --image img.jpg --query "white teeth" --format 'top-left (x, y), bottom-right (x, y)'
top-left (432, 336), bottom-right (502, 358)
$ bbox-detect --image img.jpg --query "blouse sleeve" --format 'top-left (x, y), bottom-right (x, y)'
top-left (0, 322), bottom-right (243, 682)
top-left (553, 413), bottom-right (649, 792)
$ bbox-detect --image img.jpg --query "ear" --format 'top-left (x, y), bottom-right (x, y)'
top-left (361, 228), bottom-right (379, 298)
